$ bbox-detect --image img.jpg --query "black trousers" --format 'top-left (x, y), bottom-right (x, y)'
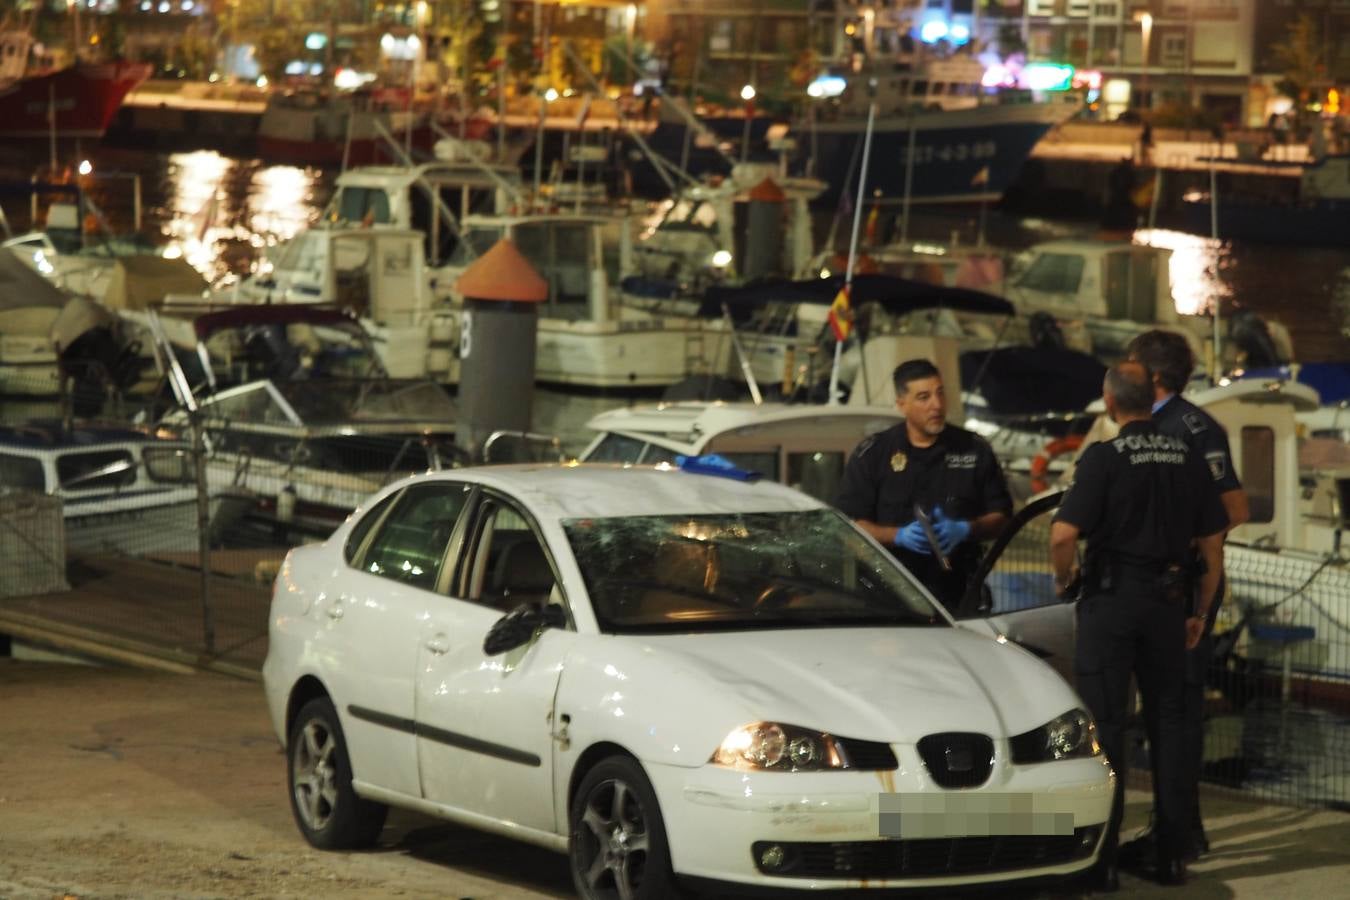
top-left (1075, 584), bottom-right (1189, 865)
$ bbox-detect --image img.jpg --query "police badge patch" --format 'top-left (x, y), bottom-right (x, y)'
top-left (891, 452), bottom-right (908, 472)
top-left (1205, 450), bottom-right (1226, 481)
top-left (1183, 412), bottom-right (1207, 435)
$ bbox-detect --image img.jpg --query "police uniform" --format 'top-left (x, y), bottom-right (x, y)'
top-left (836, 423), bottom-right (1011, 609)
top-left (1055, 420), bottom-right (1228, 870)
top-left (1153, 393), bottom-right (1241, 852)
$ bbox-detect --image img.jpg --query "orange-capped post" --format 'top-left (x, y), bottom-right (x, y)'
top-left (454, 239), bottom-right (548, 460)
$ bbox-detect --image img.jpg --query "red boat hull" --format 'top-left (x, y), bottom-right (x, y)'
top-left (0, 61), bottom-right (152, 138)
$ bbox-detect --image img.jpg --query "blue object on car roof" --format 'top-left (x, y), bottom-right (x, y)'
top-left (675, 453), bottom-right (762, 482)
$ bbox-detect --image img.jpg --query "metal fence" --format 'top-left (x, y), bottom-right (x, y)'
top-left (981, 509), bottom-right (1350, 812)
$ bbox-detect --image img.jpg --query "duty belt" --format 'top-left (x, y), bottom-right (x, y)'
top-left (1084, 556), bottom-right (1192, 605)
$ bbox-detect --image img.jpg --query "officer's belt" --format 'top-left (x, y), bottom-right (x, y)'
top-left (1084, 554), bottom-right (1189, 599)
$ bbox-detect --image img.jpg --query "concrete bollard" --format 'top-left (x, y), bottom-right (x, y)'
top-left (453, 239), bottom-right (548, 460)
top-left (743, 177), bottom-right (786, 282)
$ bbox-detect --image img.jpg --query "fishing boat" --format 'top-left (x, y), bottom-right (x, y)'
top-left (0, 422), bottom-right (251, 557)
top-left (135, 306), bottom-right (464, 536)
top-left (0, 21), bottom-right (150, 139)
top-left (1182, 155), bottom-right (1350, 248)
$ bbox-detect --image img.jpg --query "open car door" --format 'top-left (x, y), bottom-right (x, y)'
top-left (953, 490), bottom-right (1079, 683)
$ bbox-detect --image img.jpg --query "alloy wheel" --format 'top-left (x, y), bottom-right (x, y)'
top-left (576, 777), bottom-right (651, 900)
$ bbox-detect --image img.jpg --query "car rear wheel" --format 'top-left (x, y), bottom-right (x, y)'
top-left (569, 755), bottom-right (682, 900)
top-left (287, 696), bottom-right (388, 849)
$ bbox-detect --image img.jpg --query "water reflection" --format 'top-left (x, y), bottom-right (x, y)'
top-left (1134, 227), bottom-right (1234, 318)
top-left (157, 151), bottom-right (326, 286)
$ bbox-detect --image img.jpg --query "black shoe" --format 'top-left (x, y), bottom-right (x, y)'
top-left (1192, 827), bottom-right (1210, 857)
top-left (1085, 858), bottom-right (1120, 893)
top-left (1118, 830), bottom-right (1156, 869)
top-left (1155, 856), bottom-right (1187, 887)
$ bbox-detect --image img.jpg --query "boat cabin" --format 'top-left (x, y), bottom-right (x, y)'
top-left (329, 160), bottom-right (524, 268)
top-left (580, 401), bottom-right (903, 503)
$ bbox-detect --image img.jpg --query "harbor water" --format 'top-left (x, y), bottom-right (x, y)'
top-left (2, 144), bottom-right (1349, 450)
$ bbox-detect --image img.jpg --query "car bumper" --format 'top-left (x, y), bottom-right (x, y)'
top-left (646, 754), bottom-right (1114, 890)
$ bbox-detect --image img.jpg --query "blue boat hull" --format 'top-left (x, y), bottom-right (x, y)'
top-left (1183, 199), bottom-right (1350, 247)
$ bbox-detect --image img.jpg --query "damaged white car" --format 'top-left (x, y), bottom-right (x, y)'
top-left (262, 463), bottom-right (1113, 896)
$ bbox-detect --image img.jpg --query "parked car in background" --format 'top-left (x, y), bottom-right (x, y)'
top-left (262, 463), bottom-right (1113, 896)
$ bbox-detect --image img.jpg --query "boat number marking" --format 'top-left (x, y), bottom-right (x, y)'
top-left (460, 310), bottom-right (472, 359)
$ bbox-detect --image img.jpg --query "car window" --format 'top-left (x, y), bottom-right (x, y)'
top-left (463, 500), bottom-right (558, 612)
top-left (344, 490), bottom-right (402, 565)
top-left (360, 483), bottom-right (472, 590)
top-left (56, 450), bottom-right (137, 491)
top-left (956, 491), bottom-right (1065, 618)
top-left (564, 509), bottom-right (944, 634)
top-left (585, 433), bottom-right (646, 463)
top-left (787, 450), bottom-right (846, 502)
top-left (0, 453), bottom-right (46, 491)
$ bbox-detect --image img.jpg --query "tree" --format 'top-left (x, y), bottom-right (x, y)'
top-left (1270, 13), bottom-right (1326, 109)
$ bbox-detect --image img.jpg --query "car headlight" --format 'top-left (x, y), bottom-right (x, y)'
top-left (1010, 708), bottom-right (1101, 763)
top-left (711, 722), bottom-right (846, 771)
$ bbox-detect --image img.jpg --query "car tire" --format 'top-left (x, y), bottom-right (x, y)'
top-left (569, 755), bottom-right (683, 900)
top-left (287, 696), bottom-right (388, 850)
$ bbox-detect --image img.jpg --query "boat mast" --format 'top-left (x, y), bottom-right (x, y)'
top-left (829, 85), bottom-right (877, 405)
top-left (1210, 160), bottom-right (1221, 383)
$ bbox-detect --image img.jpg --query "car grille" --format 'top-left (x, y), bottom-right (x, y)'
top-left (836, 736), bottom-right (898, 770)
top-left (752, 829), bottom-right (1099, 879)
top-left (917, 732), bottom-right (994, 788)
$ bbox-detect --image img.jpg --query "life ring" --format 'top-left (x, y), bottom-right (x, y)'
top-left (1030, 434), bottom-right (1084, 493)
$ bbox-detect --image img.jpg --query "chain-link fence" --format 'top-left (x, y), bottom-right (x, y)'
top-left (974, 500), bottom-right (1350, 812)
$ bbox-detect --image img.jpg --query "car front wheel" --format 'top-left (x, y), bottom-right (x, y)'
top-left (287, 696), bottom-right (388, 849)
top-left (569, 755), bottom-right (682, 900)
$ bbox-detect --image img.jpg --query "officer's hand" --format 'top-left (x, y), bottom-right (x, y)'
top-left (1185, 616), bottom-right (1205, 649)
top-left (893, 521), bottom-right (931, 555)
top-left (932, 508), bottom-right (972, 555)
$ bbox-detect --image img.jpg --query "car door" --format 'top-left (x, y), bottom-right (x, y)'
top-left (415, 490), bottom-right (572, 833)
top-left (322, 481), bottom-right (472, 799)
top-left (953, 490), bottom-right (1079, 683)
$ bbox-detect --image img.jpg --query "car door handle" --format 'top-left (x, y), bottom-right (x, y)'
top-left (326, 595), bottom-right (350, 620)
top-left (425, 636), bottom-right (449, 655)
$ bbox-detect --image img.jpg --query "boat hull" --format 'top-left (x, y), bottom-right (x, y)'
top-left (802, 103), bottom-right (1070, 206)
top-left (1182, 198), bottom-right (1350, 247)
top-left (65, 490), bottom-right (252, 558)
top-left (0, 61), bottom-right (151, 138)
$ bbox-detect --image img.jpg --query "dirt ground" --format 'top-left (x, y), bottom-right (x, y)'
top-left (2, 658), bottom-right (1349, 900)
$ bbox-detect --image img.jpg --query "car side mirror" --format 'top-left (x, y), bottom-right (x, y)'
top-left (483, 603), bottom-right (566, 656)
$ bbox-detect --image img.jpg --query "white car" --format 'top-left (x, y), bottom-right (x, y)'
top-left (262, 464), bottom-right (1114, 896)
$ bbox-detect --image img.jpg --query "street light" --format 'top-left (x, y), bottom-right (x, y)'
top-left (1139, 12), bottom-right (1153, 113)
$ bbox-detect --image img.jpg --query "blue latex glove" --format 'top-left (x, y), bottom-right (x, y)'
top-left (893, 520), bottom-right (931, 555)
top-left (932, 507), bottom-right (972, 556)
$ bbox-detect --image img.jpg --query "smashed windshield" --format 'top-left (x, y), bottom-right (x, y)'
top-left (564, 509), bottom-right (945, 634)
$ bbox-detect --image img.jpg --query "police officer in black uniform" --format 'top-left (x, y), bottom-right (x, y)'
top-left (836, 359), bottom-right (1012, 610)
top-left (1126, 329), bottom-right (1249, 861)
top-left (1050, 362), bottom-right (1227, 890)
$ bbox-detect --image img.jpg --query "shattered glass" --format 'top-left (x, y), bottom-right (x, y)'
top-left (564, 509), bottom-right (945, 634)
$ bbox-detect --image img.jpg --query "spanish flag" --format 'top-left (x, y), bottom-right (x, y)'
top-left (828, 284), bottom-right (853, 342)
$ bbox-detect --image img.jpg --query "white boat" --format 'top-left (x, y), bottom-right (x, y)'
top-left (580, 400), bottom-right (903, 504)
top-left (141, 305), bottom-right (463, 536)
top-left (0, 422), bottom-right (251, 557)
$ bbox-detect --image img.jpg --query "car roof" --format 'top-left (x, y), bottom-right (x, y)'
top-left (412, 463), bottom-right (827, 520)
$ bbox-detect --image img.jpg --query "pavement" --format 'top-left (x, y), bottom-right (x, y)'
top-left (1, 659), bottom-right (1348, 899)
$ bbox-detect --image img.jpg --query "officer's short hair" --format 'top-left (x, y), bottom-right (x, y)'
top-left (1105, 361), bottom-right (1154, 415)
top-left (892, 359), bottom-right (941, 396)
top-left (1126, 330), bottom-right (1193, 394)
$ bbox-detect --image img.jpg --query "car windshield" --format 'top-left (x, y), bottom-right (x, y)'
top-left (563, 509), bottom-right (947, 634)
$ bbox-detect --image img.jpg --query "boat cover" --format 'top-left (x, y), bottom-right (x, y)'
top-left (699, 273), bottom-right (1015, 319)
top-left (960, 345), bottom-right (1107, 415)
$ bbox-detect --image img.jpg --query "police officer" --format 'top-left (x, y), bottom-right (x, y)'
top-left (836, 359), bottom-right (1012, 610)
top-left (1050, 362), bottom-right (1227, 890)
top-left (1126, 329), bottom-right (1249, 860)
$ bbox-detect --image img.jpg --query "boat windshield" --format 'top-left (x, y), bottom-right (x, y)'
top-left (202, 320), bottom-right (383, 387)
top-left (564, 509), bottom-right (946, 634)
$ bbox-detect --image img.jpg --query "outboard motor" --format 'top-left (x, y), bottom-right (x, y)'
top-left (1229, 309), bottom-right (1285, 368)
top-left (1028, 311), bottom-right (1066, 351)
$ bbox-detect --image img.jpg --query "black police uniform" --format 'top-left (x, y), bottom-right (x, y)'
top-left (1153, 393), bottom-right (1242, 850)
top-left (1055, 420), bottom-right (1228, 870)
top-left (835, 423), bottom-right (1012, 610)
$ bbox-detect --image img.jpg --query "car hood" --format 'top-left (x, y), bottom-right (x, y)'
top-left (637, 626), bottom-right (1079, 743)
